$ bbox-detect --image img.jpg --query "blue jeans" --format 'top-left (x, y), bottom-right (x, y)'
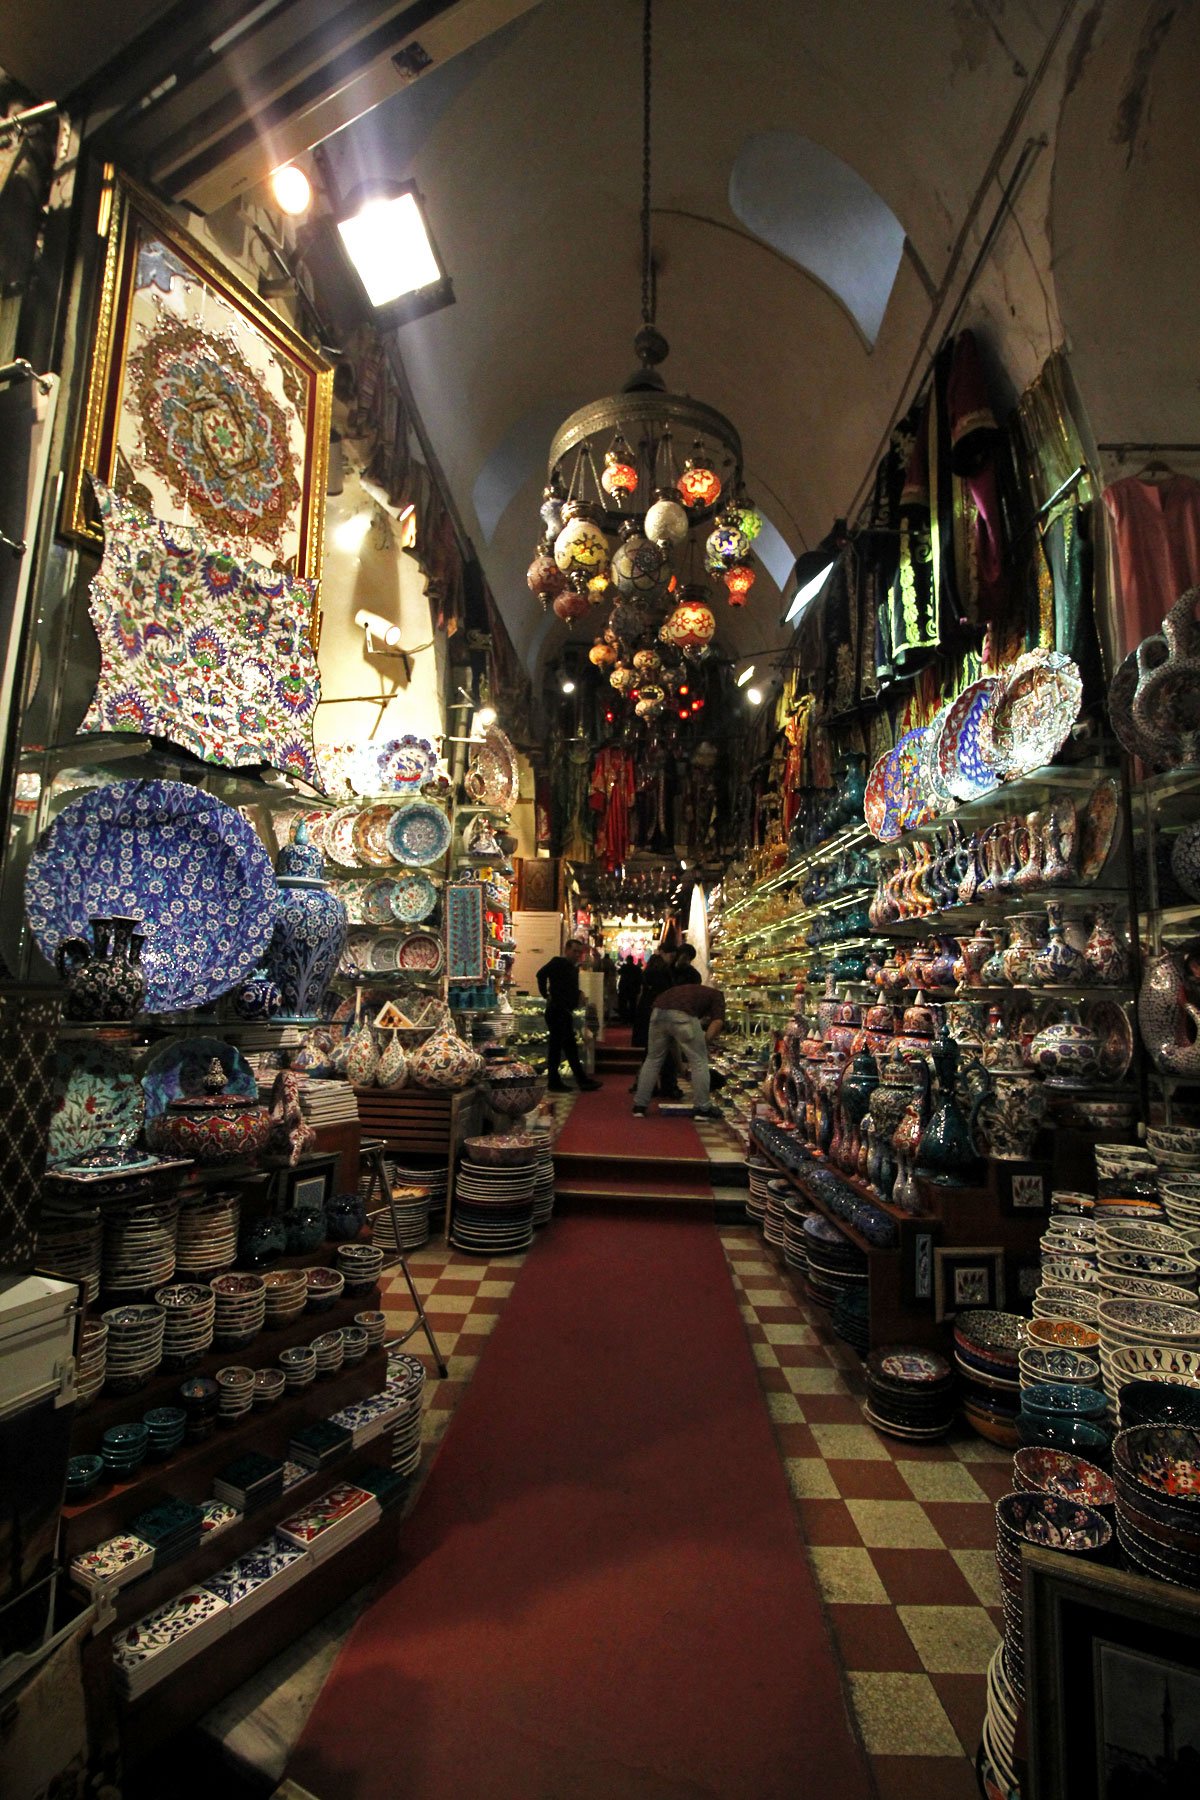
top-left (634, 1009), bottom-right (710, 1110)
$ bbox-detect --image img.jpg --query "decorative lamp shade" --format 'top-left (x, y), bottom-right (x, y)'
top-left (724, 563), bottom-right (756, 604)
top-left (643, 489), bottom-right (689, 549)
top-left (609, 600), bottom-right (651, 643)
top-left (527, 550), bottom-right (567, 604)
top-left (601, 452), bottom-right (639, 499)
top-left (661, 597), bottom-right (716, 651)
top-left (730, 501), bottom-right (763, 541)
top-left (552, 587), bottom-right (591, 623)
top-left (635, 683), bottom-right (666, 717)
top-left (554, 502), bottom-right (611, 578)
top-left (677, 457), bottom-right (721, 510)
top-left (589, 639), bottom-right (618, 669)
top-left (586, 572), bottom-right (615, 605)
top-left (611, 531), bottom-right (668, 600)
top-left (705, 522), bottom-right (750, 567)
top-left (540, 488), bottom-right (565, 540)
top-left (610, 664), bottom-right (636, 694)
top-left (632, 649), bottom-right (662, 677)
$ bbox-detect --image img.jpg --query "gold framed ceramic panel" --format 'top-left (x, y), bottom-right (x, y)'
top-left (63, 168), bottom-right (332, 602)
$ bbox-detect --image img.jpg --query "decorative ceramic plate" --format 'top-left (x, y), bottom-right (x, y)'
top-left (385, 801), bottom-right (452, 867)
top-left (336, 878), bottom-right (370, 924)
top-left (983, 649), bottom-right (1083, 779)
top-left (141, 1036), bottom-right (257, 1121)
top-left (25, 779), bottom-right (277, 1013)
top-left (325, 805), bottom-right (362, 868)
top-left (464, 726), bottom-right (519, 813)
top-left (1078, 777), bottom-right (1123, 882)
top-left (864, 750), bottom-right (892, 839)
top-left (396, 930), bottom-right (444, 974)
top-left (342, 929), bottom-right (375, 974)
top-left (919, 702), bottom-right (955, 814)
top-left (938, 677), bottom-right (1000, 801)
top-left (290, 809), bottom-right (330, 855)
top-left (391, 871), bottom-right (439, 924)
top-left (366, 933), bottom-right (404, 973)
top-left (1085, 998), bottom-right (1135, 1083)
top-left (891, 727), bottom-right (931, 833)
top-left (871, 1347), bottom-right (951, 1384)
top-left (50, 1044), bottom-right (145, 1164)
top-left (362, 878), bottom-right (404, 925)
top-left (376, 736), bottom-right (437, 791)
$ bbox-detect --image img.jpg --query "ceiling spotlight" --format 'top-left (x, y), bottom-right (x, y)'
top-left (270, 164), bottom-right (312, 216)
top-left (736, 664), bottom-right (756, 688)
top-left (335, 180), bottom-right (454, 326)
top-left (475, 705), bottom-right (498, 728)
top-left (745, 685), bottom-right (764, 705)
top-left (680, 858), bottom-right (688, 870)
top-left (333, 511), bottom-right (373, 553)
top-left (561, 678), bottom-right (576, 694)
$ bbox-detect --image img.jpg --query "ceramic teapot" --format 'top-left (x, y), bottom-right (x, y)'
top-left (1029, 1006), bottom-right (1102, 1084)
top-left (1133, 586), bottom-right (1200, 767)
top-left (56, 915), bottom-right (146, 1022)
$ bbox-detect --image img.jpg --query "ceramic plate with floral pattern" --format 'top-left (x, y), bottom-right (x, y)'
top-left (391, 871), bottom-right (439, 923)
top-left (1078, 777), bottom-right (1123, 882)
top-left (50, 1043), bottom-right (145, 1165)
top-left (324, 805), bottom-right (362, 868)
top-left (938, 676), bottom-right (1000, 801)
top-left (863, 749), bottom-right (892, 839)
top-left (891, 726), bottom-right (931, 832)
top-left (385, 801), bottom-right (452, 868)
top-left (1084, 997), bottom-right (1134, 1083)
top-left (396, 930), bottom-right (444, 973)
top-left (982, 649), bottom-right (1083, 780)
top-left (375, 736), bottom-right (437, 791)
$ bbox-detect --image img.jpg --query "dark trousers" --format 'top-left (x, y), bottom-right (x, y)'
top-left (545, 1004), bottom-right (585, 1084)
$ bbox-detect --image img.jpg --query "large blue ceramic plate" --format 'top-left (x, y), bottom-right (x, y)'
top-left (385, 801), bottom-right (452, 868)
top-left (140, 1036), bottom-right (258, 1120)
top-left (25, 780), bottom-right (277, 1013)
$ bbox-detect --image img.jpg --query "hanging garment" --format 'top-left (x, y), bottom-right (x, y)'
top-left (589, 746), bottom-right (636, 871)
top-left (1102, 473), bottom-right (1200, 658)
top-left (881, 397), bottom-right (939, 679)
top-left (1041, 500), bottom-right (1104, 709)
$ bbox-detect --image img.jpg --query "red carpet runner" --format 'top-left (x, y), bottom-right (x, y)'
top-left (552, 1069), bottom-right (710, 1162)
top-left (290, 1213), bottom-right (872, 1799)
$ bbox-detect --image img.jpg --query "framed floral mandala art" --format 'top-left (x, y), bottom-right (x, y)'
top-left (64, 172), bottom-right (332, 590)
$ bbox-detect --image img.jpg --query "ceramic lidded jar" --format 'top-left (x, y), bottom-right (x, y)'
top-left (1029, 1007), bottom-right (1102, 1084)
top-left (976, 1043), bottom-right (1048, 1160)
top-left (263, 824), bottom-right (348, 1024)
top-left (145, 1056), bottom-right (271, 1166)
top-left (1001, 914), bottom-right (1042, 988)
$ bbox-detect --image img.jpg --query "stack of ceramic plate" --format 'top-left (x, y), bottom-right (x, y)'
top-left (763, 1179), bottom-right (790, 1252)
top-left (1147, 1124), bottom-right (1200, 1182)
top-left (981, 1641), bottom-right (1022, 1800)
top-left (209, 1272), bottom-right (266, 1347)
top-left (781, 1195), bottom-right (814, 1276)
top-left (354, 1308), bottom-right (387, 1347)
top-left (832, 1284), bottom-right (869, 1356)
top-left (388, 1160), bottom-right (450, 1209)
top-left (103, 1303), bottom-right (165, 1393)
top-left (142, 1405), bottom-right (186, 1459)
top-left (38, 1197), bottom-right (103, 1301)
top-left (1113, 1423), bottom-right (1200, 1586)
top-left (954, 1310), bottom-right (1025, 1447)
top-left (745, 1156), bottom-right (772, 1229)
top-left (387, 1350), bottom-right (426, 1479)
top-left (102, 1199), bottom-right (179, 1294)
top-left (371, 1183), bottom-right (433, 1252)
top-left (262, 1268), bottom-right (308, 1327)
top-left (801, 1213), bottom-right (866, 1310)
top-left (1012, 1445), bottom-right (1116, 1510)
top-left (75, 1317), bottom-right (108, 1407)
top-left (101, 1422), bottom-right (149, 1480)
top-left (1096, 1222), bottom-right (1198, 1308)
top-left (1097, 1297), bottom-right (1200, 1408)
top-left (279, 1344), bottom-right (317, 1390)
top-left (1032, 1279), bottom-right (1098, 1326)
top-left (311, 1329), bottom-right (345, 1376)
top-left (175, 1192), bottom-right (239, 1275)
top-left (864, 1346), bottom-right (955, 1441)
top-left (337, 1243), bottom-right (384, 1293)
top-left (215, 1365), bottom-right (254, 1422)
top-left (451, 1156), bottom-right (536, 1256)
top-left (994, 1490), bottom-right (1111, 1700)
top-left (1018, 1341), bottom-right (1102, 1392)
top-left (153, 1282), bottom-right (216, 1368)
top-left (529, 1128), bottom-right (556, 1228)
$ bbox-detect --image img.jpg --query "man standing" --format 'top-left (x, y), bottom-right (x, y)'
top-left (537, 938), bottom-right (601, 1092)
top-left (632, 979), bottom-right (725, 1119)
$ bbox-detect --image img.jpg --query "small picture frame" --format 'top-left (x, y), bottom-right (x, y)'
top-left (900, 1218), bottom-right (940, 1307)
top-left (1023, 1545), bottom-right (1200, 1800)
top-left (276, 1153), bottom-right (339, 1212)
top-left (933, 1245), bottom-right (1005, 1322)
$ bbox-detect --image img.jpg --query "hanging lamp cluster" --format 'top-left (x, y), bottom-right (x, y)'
top-left (526, 0), bottom-right (761, 721)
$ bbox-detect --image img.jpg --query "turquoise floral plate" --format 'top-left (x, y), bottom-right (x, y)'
top-left (49, 1043), bottom-right (145, 1165)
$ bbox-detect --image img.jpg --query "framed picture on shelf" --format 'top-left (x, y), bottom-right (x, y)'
top-left (64, 170), bottom-right (332, 590)
top-left (900, 1217), bottom-right (940, 1308)
top-left (1023, 1545), bottom-right (1200, 1800)
top-left (932, 1245), bottom-right (1005, 1321)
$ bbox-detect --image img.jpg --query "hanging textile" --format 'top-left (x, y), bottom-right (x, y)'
top-left (1040, 502), bottom-right (1104, 709)
top-left (880, 397), bottom-right (938, 680)
top-left (589, 745), bottom-right (636, 871)
top-left (1102, 472), bottom-right (1200, 659)
top-left (945, 329), bottom-right (1009, 633)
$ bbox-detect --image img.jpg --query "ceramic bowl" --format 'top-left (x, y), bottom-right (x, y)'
top-left (1012, 1446), bottom-right (1116, 1509)
top-left (354, 1309), bottom-right (387, 1344)
top-left (954, 1310), bottom-right (1026, 1361)
top-left (1101, 1247), bottom-right (1198, 1282)
top-left (66, 1453), bottom-right (105, 1494)
top-left (465, 1133), bottom-right (539, 1166)
top-left (1097, 1223), bottom-right (1190, 1254)
top-left (996, 1489), bottom-right (1112, 1555)
top-left (1119, 1379), bottom-right (1200, 1431)
top-left (1021, 1382), bottom-right (1109, 1421)
top-left (340, 1324), bottom-right (369, 1363)
top-left (1113, 1424), bottom-right (1200, 1504)
top-left (1147, 1125), bottom-right (1200, 1154)
top-left (1019, 1345), bottom-right (1101, 1387)
top-left (305, 1266), bottom-right (345, 1310)
top-left (252, 1367), bottom-right (286, 1405)
top-left (1026, 1318), bottom-right (1100, 1353)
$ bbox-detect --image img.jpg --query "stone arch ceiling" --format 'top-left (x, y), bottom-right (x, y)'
top-left (326, 0), bottom-right (1066, 676)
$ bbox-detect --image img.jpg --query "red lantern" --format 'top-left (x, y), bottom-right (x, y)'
top-left (527, 550), bottom-right (566, 605)
top-left (601, 451), bottom-right (639, 499)
top-left (677, 451), bottom-right (722, 510)
top-left (661, 597), bottom-right (716, 652)
top-left (553, 588), bottom-right (590, 623)
top-left (724, 563), bottom-right (756, 605)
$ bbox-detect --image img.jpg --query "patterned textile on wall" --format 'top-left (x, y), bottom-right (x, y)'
top-left (81, 479), bottom-right (320, 782)
top-left (445, 882), bottom-right (485, 980)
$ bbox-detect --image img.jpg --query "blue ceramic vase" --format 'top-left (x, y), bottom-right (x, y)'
top-left (263, 824), bottom-right (347, 1024)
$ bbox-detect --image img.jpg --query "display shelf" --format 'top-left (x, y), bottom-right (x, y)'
top-left (723, 821), bottom-right (873, 916)
top-left (27, 734), bottom-right (333, 813)
top-left (861, 762), bottom-right (1111, 859)
top-left (867, 883), bottom-right (1128, 936)
top-left (1130, 763), bottom-right (1200, 809)
top-left (70, 1283), bottom-right (381, 1455)
top-left (62, 1347), bottom-right (387, 1558)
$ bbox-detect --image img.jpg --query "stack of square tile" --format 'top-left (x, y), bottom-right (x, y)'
top-left (70, 1533), bottom-right (155, 1597)
top-left (199, 1500), bottom-right (241, 1539)
top-left (212, 1451), bottom-right (285, 1513)
top-left (329, 1389), bottom-right (406, 1448)
top-left (863, 1347), bottom-right (955, 1441)
top-left (451, 1156), bottom-right (535, 1256)
top-left (387, 1350), bottom-right (426, 1478)
top-left (289, 1419), bottom-right (352, 1473)
top-left (175, 1192), bottom-right (239, 1276)
top-left (356, 1463), bottom-right (409, 1514)
top-left (203, 1538), bottom-right (310, 1617)
top-left (112, 1589), bottom-right (230, 1700)
top-left (276, 1483), bottom-right (381, 1562)
top-left (130, 1497), bottom-right (204, 1571)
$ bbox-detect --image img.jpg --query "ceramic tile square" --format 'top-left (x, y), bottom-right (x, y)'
top-left (846, 1500), bottom-right (945, 1550)
top-left (783, 1457), bottom-right (839, 1500)
top-left (869, 1550), bottom-right (981, 1609)
top-left (827, 1460), bottom-right (913, 1502)
top-left (765, 1391), bottom-right (805, 1424)
top-left (897, 1606), bottom-right (999, 1675)
top-left (828, 1604), bottom-right (924, 1673)
top-left (920, 1502), bottom-right (1000, 1550)
top-left (773, 1422), bottom-right (816, 1457)
top-left (845, 1672), bottom-right (963, 1758)
top-left (476, 1280), bottom-right (514, 1297)
top-left (949, 1434), bottom-right (1012, 1464)
top-left (897, 1461), bottom-right (988, 1504)
top-left (807, 1545), bottom-right (889, 1605)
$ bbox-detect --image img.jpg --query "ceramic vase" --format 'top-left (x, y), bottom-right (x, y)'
top-left (1171, 821), bottom-right (1200, 903)
top-left (977, 1055), bottom-right (1048, 1160)
top-left (840, 1048), bottom-right (879, 1174)
top-left (376, 1034), bottom-right (408, 1089)
top-left (145, 1058), bottom-right (271, 1166)
top-left (1132, 587), bottom-right (1200, 766)
top-left (1015, 813), bottom-right (1045, 891)
top-left (1083, 904), bottom-right (1129, 986)
top-left (231, 963), bottom-right (282, 1021)
top-left (345, 1025), bottom-right (381, 1086)
top-left (263, 825), bottom-right (348, 1024)
top-left (1001, 915), bottom-right (1042, 987)
top-left (869, 1048), bottom-right (919, 1200)
top-left (410, 1023), bottom-right (482, 1091)
top-left (917, 1031), bottom-right (984, 1184)
top-left (56, 915), bottom-right (146, 1022)
top-left (1032, 901), bottom-right (1087, 987)
top-left (1138, 952), bottom-right (1200, 1076)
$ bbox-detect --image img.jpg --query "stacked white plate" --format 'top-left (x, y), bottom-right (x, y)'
top-left (451, 1157), bottom-right (535, 1256)
top-left (981, 1640), bottom-right (1021, 1798)
top-left (175, 1193), bottom-right (239, 1276)
top-left (1159, 1179), bottom-right (1200, 1244)
top-left (102, 1303), bottom-right (166, 1393)
top-left (763, 1178), bottom-right (789, 1252)
top-left (262, 1268), bottom-right (308, 1327)
top-left (39, 1197), bottom-right (103, 1301)
top-left (102, 1200), bottom-right (179, 1294)
top-left (154, 1282), bottom-right (216, 1367)
top-left (372, 1183), bottom-right (432, 1252)
top-left (782, 1196), bottom-right (814, 1275)
top-left (76, 1317), bottom-right (108, 1407)
top-left (387, 1350), bottom-right (427, 1479)
top-left (1032, 1280), bottom-right (1098, 1325)
top-left (215, 1364), bottom-right (255, 1421)
top-left (529, 1128), bottom-right (556, 1228)
top-left (209, 1272), bottom-right (266, 1348)
top-left (745, 1156), bottom-right (772, 1228)
top-left (1097, 1296), bottom-right (1200, 1407)
top-left (311, 1329), bottom-right (345, 1376)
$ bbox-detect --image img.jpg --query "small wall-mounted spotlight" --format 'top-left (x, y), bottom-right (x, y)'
top-left (561, 678), bottom-right (576, 695)
top-left (746, 685), bottom-right (764, 705)
top-left (475, 705), bottom-right (498, 728)
top-left (354, 609), bottom-right (403, 651)
top-left (270, 164), bottom-right (312, 217)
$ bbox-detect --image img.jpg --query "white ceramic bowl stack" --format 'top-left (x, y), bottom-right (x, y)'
top-left (215, 1364), bottom-right (255, 1421)
top-left (1160, 1178), bottom-right (1200, 1245)
top-left (1018, 1342), bottom-right (1103, 1392)
top-left (354, 1309), bottom-right (387, 1348)
top-left (311, 1329), bottom-right (345, 1376)
top-left (174, 1193), bottom-right (239, 1275)
top-left (279, 1344), bottom-right (317, 1390)
top-left (252, 1367), bottom-right (286, 1406)
top-left (1096, 1297), bottom-right (1200, 1408)
top-left (102, 1303), bottom-right (166, 1393)
top-left (262, 1268), bottom-right (308, 1327)
top-left (154, 1282), bottom-right (216, 1367)
top-left (336, 1243), bottom-right (384, 1294)
top-left (209, 1272), bottom-right (266, 1347)
top-left (75, 1317), bottom-right (108, 1406)
top-left (340, 1324), bottom-right (369, 1364)
top-left (102, 1199), bottom-right (179, 1293)
top-left (1107, 1344), bottom-right (1200, 1397)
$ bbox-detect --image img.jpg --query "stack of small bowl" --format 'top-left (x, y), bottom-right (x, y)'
top-left (215, 1365), bottom-right (255, 1422)
top-left (75, 1318), bottom-right (108, 1407)
top-left (1113, 1423), bottom-right (1200, 1586)
top-left (1097, 1296), bottom-right (1200, 1410)
top-left (262, 1267), bottom-right (308, 1328)
top-left (1019, 1337), bottom-right (1102, 1395)
top-left (354, 1308), bottom-right (387, 1349)
top-left (175, 1191), bottom-right (239, 1276)
top-left (154, 1282), bottom-right (216, 1369)
top-left (336, 1242), bottom-right (384, 1295)
top-left (306, 1266), bottom-right (345, 1312)
top-left (994, 1489), bottom-right (1112, 1700)
top-left (142, 1404), bottom-right (186, 1459)
top-left (953, 1310), bottom-right (1024, 1446)
top-left (66, 1454), bottom-right (104, 1501)
top-left (311, 1329), bottom-right (344, 1376)
top-left (864, 1346), bottom-right (955, 1442)
top-left (1119, 1376), bottom-right (1200, 1431)
top-left (1159, 1173), bottom-right (1200, 1244)
top-left (341, 1324), bottom-right (369, 1365)
top-left (1012, 1445), bottom-right (1116, 1510)
top-left (252, 1368), bottom-right (286, 1407)
top-left (387, 1349), bottom-right (426, 1479)
top-left (280, 1344), bottom-right (317, 1391)
top-left (1147, 1123), bottom-right (1200, 1184)
top-left (210, 1272), bottom-right (266, 1347)
top-left (101, 1421), bottom-right (149, 1480)
top-left (102, 1303), bottom-right (165, 1394)
top-left (1108, 1343), bottom-right (1200, 1403)
top-left (179, 1374), bottom-right (220, 1439)
top-left (1096, 1218), bottom-right (1198, 1311)
top-left (1016, 1382), bottom-right (1110, 1458)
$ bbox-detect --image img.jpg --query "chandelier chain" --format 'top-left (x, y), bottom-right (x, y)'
top-left (640, 0), bottom-right (653, 327)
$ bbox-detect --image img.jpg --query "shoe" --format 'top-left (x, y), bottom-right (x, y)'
top-left (578, 1078), bottom-right (602, 1091)
top-left (692, 1105), bottom-right (722, 1120)
top-left (632, 1106), bottom-right (647, 1117)
top-left (547, 1080), bottom-right (568, 1091)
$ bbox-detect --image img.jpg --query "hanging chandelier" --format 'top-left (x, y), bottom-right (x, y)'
top-left (527, 0), bottom-right (761, 722)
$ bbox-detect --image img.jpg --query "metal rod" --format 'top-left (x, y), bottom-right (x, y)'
top-left (1098, 442), bottom-right (1200, 454)
top-left (0, 101), bottom-right (59, 147)
top-left (1037, 465), bottom-right (1086, 518)
top-left (0, 359), bottom-right (52, 394)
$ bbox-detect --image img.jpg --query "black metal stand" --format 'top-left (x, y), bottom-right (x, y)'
top-left (360, 1136), bottom-right (449, 1379)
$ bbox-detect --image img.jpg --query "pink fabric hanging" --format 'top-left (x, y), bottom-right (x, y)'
top-left (1102, 473), bottom-right (1200, 658)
